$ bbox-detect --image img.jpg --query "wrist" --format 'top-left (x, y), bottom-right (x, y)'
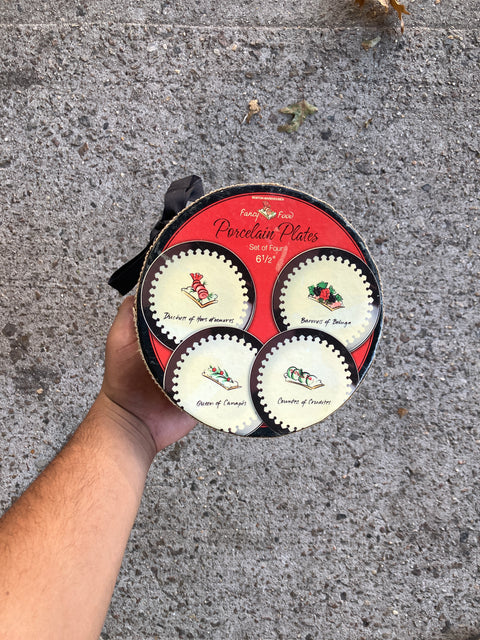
top-left (90, 392), bottom-right (157, 468)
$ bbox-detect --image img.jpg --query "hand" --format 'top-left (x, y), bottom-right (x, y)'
top-left (100, 296), bottom-right (196, 453)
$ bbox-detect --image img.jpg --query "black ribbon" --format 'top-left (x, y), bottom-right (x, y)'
top-left (108, 175), bottom-right (204, 294)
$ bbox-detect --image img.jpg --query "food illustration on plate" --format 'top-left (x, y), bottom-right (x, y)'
top-left (252, 330), bottom-right (359, 434)
top-left (273, 248), bottom-right (381, 351)
top-left (182, 272), bottom-right (218, 308)
top-left (202, 365), bottom-right (241, 390)
top-left (164, 328), bottom-right (263, 436)
top-left (308, 281), bottom-right (344, 311)
top-left (284, 366), bottom-right (324, 390)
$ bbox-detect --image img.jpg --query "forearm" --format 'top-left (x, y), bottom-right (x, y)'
top-left (0, 393), bottom-right (156, 640)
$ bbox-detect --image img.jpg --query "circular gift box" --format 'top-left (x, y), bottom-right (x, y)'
top-left (135, 183), bottom-right (383, 437)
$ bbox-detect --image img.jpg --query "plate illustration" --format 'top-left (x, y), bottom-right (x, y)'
top-left (272, 248), bottom-right (381, 351)
top-left (141, 241), bottom-right (255, 349)
top-left (250, 329), bottom-right (359, 435)
top-left (164, 327), bottom-right (263, 436)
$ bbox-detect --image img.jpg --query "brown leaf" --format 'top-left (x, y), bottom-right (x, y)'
top-left (355, 0), bottom-right (409, 32)
top-left (244, 99), bottom-right (261, 124)
top-left (397, 407), bottom-right (408, 418)
top-left (390, 0), bottom-right (410, 32)
top-left (78, 142), bottom-right (89, 157)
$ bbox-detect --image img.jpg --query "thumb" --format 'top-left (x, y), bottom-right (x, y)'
top-left (107, 296), bottom-right (137, 351)
top-left (116, 295), bottom-right (135, 323)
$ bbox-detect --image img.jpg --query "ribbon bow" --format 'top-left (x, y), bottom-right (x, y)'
top-left (108, 175), bottom-right (204, 295)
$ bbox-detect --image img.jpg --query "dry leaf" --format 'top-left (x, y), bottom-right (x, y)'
top-left (78, 142), bottom-right (89, 157)
top-left (244, 99), bottom-right (261, 124)
top-left (278, 99), bottom-right (318, 134)
top-left (397, 407), bottom-right (408, 418)
top-left (362, 35), bottom-right (381, 50)
top-left (362, 36), bottom-right (381, 51)
top-left (355, 0), bottom-right (410, 32)
top-left (390, 0), bottom-right (410, 31)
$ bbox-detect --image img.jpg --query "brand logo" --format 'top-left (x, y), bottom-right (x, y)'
top-left (258, 201), bottom-right (277, 220)
top-left (239, 201), bottom-right (294, 221)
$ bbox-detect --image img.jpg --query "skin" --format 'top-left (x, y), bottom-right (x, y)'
top-left (0, 296), bottom-right (196, 640)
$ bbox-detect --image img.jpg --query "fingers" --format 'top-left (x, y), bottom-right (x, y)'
top-left (107, 295), bottom-right (136, 350)
top-left (112, 296), bottom-right (135, 332)
top-left (116, 295), bottom-right (135, 323)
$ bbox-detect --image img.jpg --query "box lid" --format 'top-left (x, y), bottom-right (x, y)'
top-left (135, 183), bottom-right (383, 437)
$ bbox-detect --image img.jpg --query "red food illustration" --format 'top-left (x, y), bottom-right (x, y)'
top-left (190, 272), bottom-right (209, 300)
top-left (308, 281), bottom-right (344, 311)
top-left (182, 272), bottom-right (218, 307)
top-left (319, 288), bottom-right (330, 300)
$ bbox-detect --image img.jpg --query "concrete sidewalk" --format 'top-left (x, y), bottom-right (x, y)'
top-left (1, 0), bottom-right (479, 638)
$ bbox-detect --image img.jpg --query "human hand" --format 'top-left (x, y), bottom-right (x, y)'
top-left (100, 296), bottom-right (196, 454)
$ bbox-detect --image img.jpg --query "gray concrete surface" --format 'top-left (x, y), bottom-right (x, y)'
top-left (0, 0), bottom-right (479, 638)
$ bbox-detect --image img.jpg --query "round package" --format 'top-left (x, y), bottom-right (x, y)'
top-left (136, 184), bottom-right (383, 437)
